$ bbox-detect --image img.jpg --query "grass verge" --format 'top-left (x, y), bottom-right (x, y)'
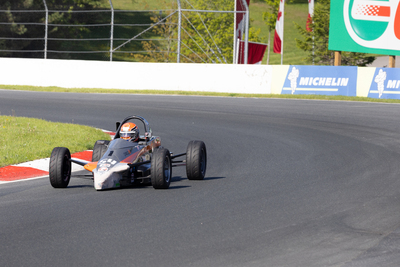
top-left (0, 116), bottom-right (111, 168)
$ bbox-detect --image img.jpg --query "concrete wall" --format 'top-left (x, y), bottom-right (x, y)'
top-left (0, 58), bottom-right (272, 94)
top-left (1, 57), bottom-right (400, 99)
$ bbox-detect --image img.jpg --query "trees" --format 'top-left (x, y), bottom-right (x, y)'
top-left (133, 0), bottom-right (262, 63)
top-left (0, 0), bottom-right (102, 58)
top-left (180, 0), bottom-right (236, 63)
top-left (262, 0), bottom-right (280, 64)
top-left (2, 0), bottom-right (262, 63)
top-left (295, 0), bottom-right (375, 66)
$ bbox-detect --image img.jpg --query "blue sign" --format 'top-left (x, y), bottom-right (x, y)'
top-left (368, 68), bottom-right (400, 99)
top-left (282, 66), bottom-right (357, 96)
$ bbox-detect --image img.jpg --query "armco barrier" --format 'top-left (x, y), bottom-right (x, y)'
top-left (0, 58), bottom-right (399, 99)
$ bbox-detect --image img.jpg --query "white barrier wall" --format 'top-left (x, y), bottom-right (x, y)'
top-left (1, 58), bottom-right (399, 99)
top-left (0, 58), bottom-right (272, 94)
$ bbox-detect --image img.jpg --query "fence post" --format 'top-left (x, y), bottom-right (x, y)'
top-left (242, 0), bottom-right (249, 64)
top-left (109, 0), bottom-right (114, 61)
top-left (177, 0), bottom-right (182, 63)
top-left (233, 0), bottom-right (237, 64)
top-left (334, 51), bottom-right (342, 66)
top-left (389, 56), bottom-right (396, 68)
top-left (235, 38), bottom-right (240, 64)
top-left (42, 0), bottom-right (48, 59)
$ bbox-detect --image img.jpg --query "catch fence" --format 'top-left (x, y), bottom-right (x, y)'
top-left (0, 0), bottom-right (250, 63)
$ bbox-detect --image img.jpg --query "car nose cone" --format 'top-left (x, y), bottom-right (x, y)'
top-left (93, 164), bottom-right (129, 190)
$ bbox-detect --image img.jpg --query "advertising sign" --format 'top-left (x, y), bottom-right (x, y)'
top-left (329, 0), bottom-right (400, 56)
top-left (368, 68), bottom-right (400, 99)
top-left (281, 66), bottom-right (357, 96)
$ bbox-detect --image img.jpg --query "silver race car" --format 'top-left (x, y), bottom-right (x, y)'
top-left (49, 115), bottom-right (207, 190)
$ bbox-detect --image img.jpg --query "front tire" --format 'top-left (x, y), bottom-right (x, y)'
top-left (92, 140), bottom-right (110, 162)
top-left (151, 148), bottom-right (172, 189)
top-left (186, 141), bottom-right (207, 180)
top-left (49, 147), bottom-right (71, 188)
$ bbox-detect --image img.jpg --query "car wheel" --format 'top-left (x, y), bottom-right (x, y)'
top-left (151, 148), bottom-right (172, 189)
top-left (49, 147), bottom-right (71, 188)
top-left (186, 140), bottom-right (207, 180)
top-left (92, 140), bottom-right (110, 162)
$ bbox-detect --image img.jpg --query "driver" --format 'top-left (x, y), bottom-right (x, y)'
top-left (120, 122), bottom-right (139, 142)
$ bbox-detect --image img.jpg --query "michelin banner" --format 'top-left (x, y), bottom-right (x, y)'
top-left (367, 68), bottom-right (400, 99)
top-left (280, 66), bottom-right (357, 96)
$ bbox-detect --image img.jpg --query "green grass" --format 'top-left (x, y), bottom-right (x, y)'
top-left (105, 0), bottom-right (166, 10)
top-left (0, 115), bottom-right (111, 167)
top-left (249, 1), bottom-right (309, 65)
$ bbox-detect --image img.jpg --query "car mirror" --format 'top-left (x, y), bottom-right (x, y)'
top-left (145, 132), bottom-right (152, 139)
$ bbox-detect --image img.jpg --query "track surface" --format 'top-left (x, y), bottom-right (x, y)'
top-left (1, 90), bottom-right (400, 266)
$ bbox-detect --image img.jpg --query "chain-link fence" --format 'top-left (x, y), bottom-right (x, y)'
top-left (0, 0), bottom-right (249, 63)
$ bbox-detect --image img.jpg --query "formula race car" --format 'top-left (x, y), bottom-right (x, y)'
top-left (49, 115), bottom-right (207, 190)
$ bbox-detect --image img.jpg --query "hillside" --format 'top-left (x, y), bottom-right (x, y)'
top-left (89, 0), bottom-right (310, 64)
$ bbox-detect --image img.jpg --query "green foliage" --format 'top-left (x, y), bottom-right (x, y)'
top-left (5, 0), bottom-right (369, 65)
top-left (295, 0), bottom-right (375, 66)
top-left (262, 0), bottom-right (303, 29)
top-left (261, 0), bottom-right (308, 64)
top-left (262, 0), bottom-right (280, 30)
top-left (180, 0), bottom-right (235, 63)
top-left (0, 0), bottom-right (103, 58)
top-left (133, 0), bottom-right (262, 63)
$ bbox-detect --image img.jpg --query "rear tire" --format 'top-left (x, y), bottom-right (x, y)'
top-left (92, 140), bottom-right (110, 162)
top-left (151, 148), bottom-right (172, 189)
top-left (49, 147), bottom-right (71, 188)
top-left (186, 141), bottom-right (207, 180)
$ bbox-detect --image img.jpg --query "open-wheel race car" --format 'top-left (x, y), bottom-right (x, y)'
top-left (49, 115), bottom-right (207, 190)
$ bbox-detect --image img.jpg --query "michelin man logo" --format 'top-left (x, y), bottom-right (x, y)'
top-left (288, 66), bottom-right (299, 94)
top-left (374, 69), bottom-right (387, 98)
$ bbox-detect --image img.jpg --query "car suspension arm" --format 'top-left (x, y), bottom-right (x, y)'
top-left (171, 152), bottom-right (186, 167)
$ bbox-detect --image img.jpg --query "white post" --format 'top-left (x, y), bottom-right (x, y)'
top-left (236, 38), bottom-right (240, 64)
top-left (42, 0), bottom-right (48, 59)
top-left (242, 0), bottom-right (249, 64)
top-left (281, 0), bottom-right (285, 65)
top-left (109, 0), bottom-right (114, 61)
top-left (267, 28), bottom-right (270, 65)
top-left (233, 0), bottom-right (237, 64)
top-left (177, 0), bottom-right (182, 63)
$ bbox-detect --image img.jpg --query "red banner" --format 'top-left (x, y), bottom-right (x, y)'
top-left (306, 0), bottom-right (314, 32)
top-left (273, 0), bottom-right (285, 54)
top-left (235, 0), bottom-right (251, 40)
top-left (238, 41), bottom-right (267, 64)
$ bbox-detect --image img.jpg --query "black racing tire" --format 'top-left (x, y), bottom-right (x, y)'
top-left (151, 148), bottom-right (172, 189)
top-left (186, 140), bottom-right (207, 180)
top-left (49, 147), bottom-right (71, 188)
top-left (92, 140), bottom-right (110, 162)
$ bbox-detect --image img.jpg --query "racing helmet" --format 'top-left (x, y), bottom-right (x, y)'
top-left (120, 122), bottom-right (139, 142)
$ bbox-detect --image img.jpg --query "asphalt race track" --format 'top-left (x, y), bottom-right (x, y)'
top-left (1, 90), bottom-right (400, 267)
